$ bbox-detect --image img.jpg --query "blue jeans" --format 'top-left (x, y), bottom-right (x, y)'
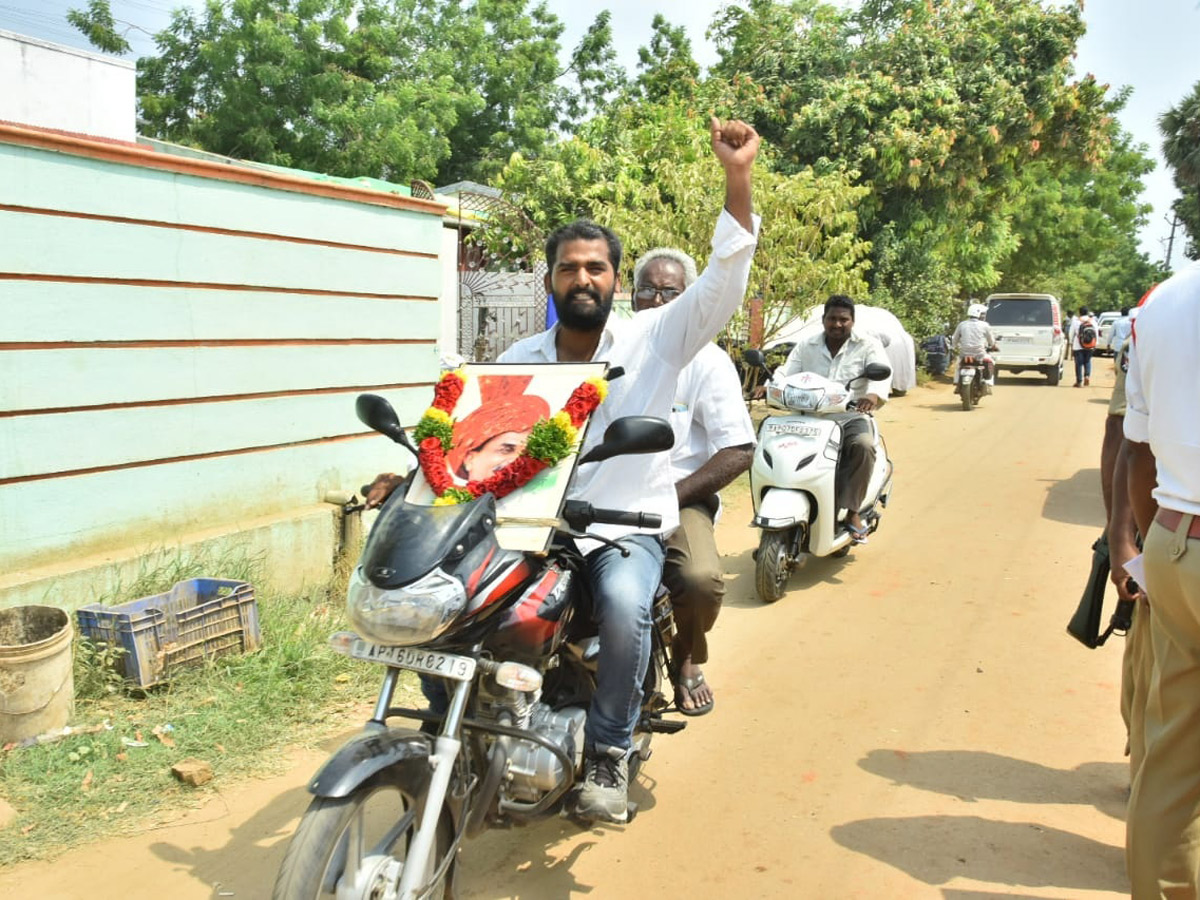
top-left (582, 534), bottom-right (665, 753)
top-left (421, 534), bottom-right (665, 754)
top-left (1073, 349), bottom-right (1093, 383)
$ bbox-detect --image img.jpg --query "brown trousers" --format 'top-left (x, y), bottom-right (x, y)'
top-left (663, 503), bottom-right (725, 665)
top-left (1127, 514), bottom-right (1200, 897)
top-left (838, 415), bottom-right (876, 513)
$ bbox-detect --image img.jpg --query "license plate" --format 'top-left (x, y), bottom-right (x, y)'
top-left (349, 641), bottom-right (476, 681)
top-left (768, 423), bottom-right (821, 436)
top-left (1003, 336), bottom-right (1033, 344)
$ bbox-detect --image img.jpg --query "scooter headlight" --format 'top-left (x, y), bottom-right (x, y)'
top-left (346, 566), bottom-right (467, 646)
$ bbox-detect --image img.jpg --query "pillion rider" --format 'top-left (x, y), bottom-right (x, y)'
top-left (367, 118), bottom-right (761, 823)
top-left (630, 246), bottom-right (755, 717)
top-left (777, 295), bottom-right (890, 543)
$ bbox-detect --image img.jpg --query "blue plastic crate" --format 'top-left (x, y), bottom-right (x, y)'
top-left (76, 578), bottom-right (260, 687)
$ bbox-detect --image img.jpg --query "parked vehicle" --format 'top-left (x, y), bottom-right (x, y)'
top-left (954, 354), bottom-right (991, 411)
top-left (920, 334), bottom-right (950, 376)
top-left (984, 292), bottom-right (1068, 385)
top-left (273, 394), bottom-right (682, 900)
top-left (1095, 311), bottom-right (1122, 356)
top-left (743, 354), bottom-right (894, 603)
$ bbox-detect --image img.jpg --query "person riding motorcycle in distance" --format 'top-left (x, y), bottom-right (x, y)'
top-left (366, 118), bottom-right (761, 824)
top-left (952, 302), bottom-right (998, 388)
top-left (630, 247), bottom-right (755, 717)
top-left (777, 295), bottom-right (890, 542)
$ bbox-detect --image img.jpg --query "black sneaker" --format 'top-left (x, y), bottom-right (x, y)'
top-left (576, 746), bottom-right (629, 823)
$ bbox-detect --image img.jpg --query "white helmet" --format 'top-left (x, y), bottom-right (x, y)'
top-left (968, 302), bottom-right (987, 320)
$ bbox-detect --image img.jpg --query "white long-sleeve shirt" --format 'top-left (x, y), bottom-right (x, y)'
top-left (499, 209), bottom-right (760, 546)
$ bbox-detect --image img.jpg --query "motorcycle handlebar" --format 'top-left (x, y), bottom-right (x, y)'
top-left (562, 501), bottom-right (662, 531)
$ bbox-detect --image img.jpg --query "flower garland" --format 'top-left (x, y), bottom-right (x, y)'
top-left (414, 370), bottom-right (608, 506)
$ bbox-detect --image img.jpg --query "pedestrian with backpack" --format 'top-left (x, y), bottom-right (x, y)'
top-left (1072, 306), bottom-right (1098, 387)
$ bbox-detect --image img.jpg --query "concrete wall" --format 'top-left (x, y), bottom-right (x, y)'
top-left (0, 30), bottom-right (135, 142)
top-left (0, 124), bottom-right (446, 605)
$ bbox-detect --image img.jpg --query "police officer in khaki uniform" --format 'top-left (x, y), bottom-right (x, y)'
top-left (1122, 261), bottom-right (1200, 895)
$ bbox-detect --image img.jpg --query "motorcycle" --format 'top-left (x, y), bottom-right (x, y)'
top-left (273, 393), bottom-right (684, 900)
top-left (954, 353), bottom-right (993, 411)
top-left (742, 352), bottom-right (894, 604)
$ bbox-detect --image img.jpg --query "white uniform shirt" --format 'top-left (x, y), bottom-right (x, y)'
top-left (498, 209), bottom-right (759, 547)
top-left (951, 318), bottom-right (996, 357)
top-left (669, 342), bottom-right (755, 483)
top-left (780, 328), bottom-right (892, 403)
top-left (1123, 260), bottom-right (1200, 516)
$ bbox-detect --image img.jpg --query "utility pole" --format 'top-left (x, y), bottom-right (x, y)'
top-left (1164, 212), bottom-right (1180, 272)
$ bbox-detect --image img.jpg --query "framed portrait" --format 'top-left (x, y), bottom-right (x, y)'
top-left (406, 362), bottom-right (608, 551)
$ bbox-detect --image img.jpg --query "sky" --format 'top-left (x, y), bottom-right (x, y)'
top-left (3, 0), bottom-right (1197, 267)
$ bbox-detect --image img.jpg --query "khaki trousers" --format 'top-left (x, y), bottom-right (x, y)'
top-left (1127, 514), bottom-right (1200, 897)
top-left (1122, 595), bottom-right (1152, 779)
top-left (663, 504), bottom-right (725, 665)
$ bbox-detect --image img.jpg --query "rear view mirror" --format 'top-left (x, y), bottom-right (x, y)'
top-left (578, 416), bottom-right (674, 465)
top-left (356, 394), bottom-right (418, 453)
top-left (862, 363), bottom-right (892, 382)
top-left (742, 348), bottom-right (768, 370)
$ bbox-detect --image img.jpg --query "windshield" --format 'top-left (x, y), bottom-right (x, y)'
top-left (986, 299), bottom-right (1052, 327)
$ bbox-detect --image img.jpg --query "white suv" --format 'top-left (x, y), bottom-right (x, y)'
top-left (984, 293), bottom-right (1069, 385)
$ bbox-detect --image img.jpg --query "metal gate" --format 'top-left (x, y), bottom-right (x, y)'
top-left (450, 189), bottom-right (548, 362)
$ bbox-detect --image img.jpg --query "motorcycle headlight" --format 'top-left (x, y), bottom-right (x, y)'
top-left (346, 566), bottom-right (467, 646)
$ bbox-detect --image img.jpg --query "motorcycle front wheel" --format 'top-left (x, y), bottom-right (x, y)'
top-left (273, 773), bottom-right (452, 900)
top-left (755, 531), bottom-right (792, 604)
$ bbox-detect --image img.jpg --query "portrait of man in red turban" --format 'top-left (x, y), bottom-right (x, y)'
top-left (446, 375), bottom-right (551, 483)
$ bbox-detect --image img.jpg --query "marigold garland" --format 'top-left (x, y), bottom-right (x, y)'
top-left (414, 371), bottom-right (607, 505)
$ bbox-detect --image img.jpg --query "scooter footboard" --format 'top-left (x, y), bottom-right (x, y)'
top-left (308, 728), bottom-right (432, 798)
top-left (753, 488), bottom-right (811, 529)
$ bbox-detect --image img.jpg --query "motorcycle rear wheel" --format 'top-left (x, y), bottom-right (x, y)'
top-left (755, 531), bottom-right (791, 604)
top-left (960, 384), bottom-right (973, 411)
top-left (273, 773), bottom-right (451, 900)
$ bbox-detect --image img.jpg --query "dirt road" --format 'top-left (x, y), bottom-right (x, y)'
top-left (0, 368), bottom-right (1131, 899)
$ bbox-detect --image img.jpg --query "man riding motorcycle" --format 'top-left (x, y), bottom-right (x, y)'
top-left (777, 295), bottom-right (890, 542)
top-left (367, 117), bottom-right (761, 823)
top-left (951, 302), bottom-right (998, 387)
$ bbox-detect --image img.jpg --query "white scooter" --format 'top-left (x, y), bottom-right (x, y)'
top-left (744, 353), bottom-right (894, 603)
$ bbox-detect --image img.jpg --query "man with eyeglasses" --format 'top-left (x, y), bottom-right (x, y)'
top-left (630, 248), bottom-right (754, 717)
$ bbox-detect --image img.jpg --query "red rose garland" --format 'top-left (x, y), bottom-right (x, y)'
top-left (415, 371), bottom-right (607, 505)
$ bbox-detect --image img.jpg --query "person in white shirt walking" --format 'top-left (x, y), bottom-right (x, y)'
top-left (779, 296), bottom-right (890, 541)
top-left (629, 247), bottom-right (755, 717)
top-left (1071, 306), bottom-right (1098, 386)
top-left (496, 118), bottom-right (760, 822)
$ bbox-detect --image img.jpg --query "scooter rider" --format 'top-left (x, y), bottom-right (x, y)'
top-left (778, 295), bottom-right (889, 542)
top-left (951, 302), bottom-right (998, 386)
top-left (367, 118), bottom-right (761, 824)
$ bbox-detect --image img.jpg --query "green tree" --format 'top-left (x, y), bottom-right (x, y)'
top-left (1160, 81), bottom-right (1200, 261)
top-left (77, 0), bottom-right (607, 185)
top-left (709, 0), bottom-right (1121, 316)
top-left (634, 14), bottom-right (701, 104)
top-left (67, 0), bottom-right (131, 54)
top-left (136, 0), bottom-right (467, 181)
top-left (482, 101), bottom-right (872, 341)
